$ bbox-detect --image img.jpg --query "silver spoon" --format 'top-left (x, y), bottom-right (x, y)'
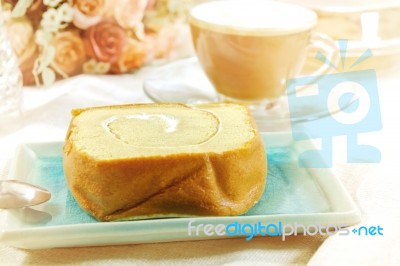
top-left (0, 180), bottom-right (51, 209)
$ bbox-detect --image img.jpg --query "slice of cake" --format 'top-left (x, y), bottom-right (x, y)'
top-left (63, 103), bottom-right (267, 221)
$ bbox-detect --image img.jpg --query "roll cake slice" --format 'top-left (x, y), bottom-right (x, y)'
top-left (63, 103), bottom-right (267, 221)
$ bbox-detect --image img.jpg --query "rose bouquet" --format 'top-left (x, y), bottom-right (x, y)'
top-left (2, 0), bottom-right (192, 86)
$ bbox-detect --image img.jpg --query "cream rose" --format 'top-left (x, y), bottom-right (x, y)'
top-left (72, 0), bottom-right (105, 29)
top-left (5, 16), bottom-right (34, 58)
top-left (101, 0), bottom-right (116, 17)
top-left (72, 8), bottom-right (102, 29)
top-left (114, 0), bottom-right (148, 29)
top-left (52, 31), bottom-right (86, 76)
top-left (84, 20), bottom-right (127, 63)
top-left (4, 14), bottom-right (38, 85)
top-left (75, 0), bottom-right (104, 16)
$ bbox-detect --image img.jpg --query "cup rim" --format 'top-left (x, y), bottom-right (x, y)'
top-left (189, 0), bottom-right (318, 36)
top-left (280, 0), bottom-right (400, 13)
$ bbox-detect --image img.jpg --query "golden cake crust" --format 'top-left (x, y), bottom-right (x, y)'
top-left (63, 103), bottom-right (267, 221)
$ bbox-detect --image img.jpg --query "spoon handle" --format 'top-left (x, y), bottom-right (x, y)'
top-left (0, 180), bottom-right (51, 209)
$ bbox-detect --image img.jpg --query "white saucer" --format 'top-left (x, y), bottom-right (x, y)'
top-left (143, 57), bottom-right (358, 130)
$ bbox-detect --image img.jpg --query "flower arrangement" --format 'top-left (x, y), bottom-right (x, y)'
top-left (2, 0), bottom-right (192, 86)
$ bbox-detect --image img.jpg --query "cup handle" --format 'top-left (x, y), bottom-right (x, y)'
top-left (287, 32), bottom-right (339, 95)
top-left (307, 32), bottom-right (340, 77)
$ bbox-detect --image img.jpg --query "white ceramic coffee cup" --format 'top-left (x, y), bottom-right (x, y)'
top-left (189, 0), bottom-right (339, 107)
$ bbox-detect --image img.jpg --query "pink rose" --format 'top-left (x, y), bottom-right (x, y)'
top-left (84, 20), bottom-right (127, 63)
top-left (145, 0), bottom-right (157, 11)
top-left (111, 39), bottom-right (149, 73)
top-left (152, 24), bottom-right (177, 59)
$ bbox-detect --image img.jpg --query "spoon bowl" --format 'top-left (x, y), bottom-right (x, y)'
top-left (0, 180), bottom-right (51, 209)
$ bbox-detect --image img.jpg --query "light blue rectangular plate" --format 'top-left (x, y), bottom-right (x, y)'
top-left (0, 133), bottom-right (360, 249)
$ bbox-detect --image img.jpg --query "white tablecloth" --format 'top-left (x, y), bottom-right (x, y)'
top-left (0, 65), bottom-right (399, 265)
